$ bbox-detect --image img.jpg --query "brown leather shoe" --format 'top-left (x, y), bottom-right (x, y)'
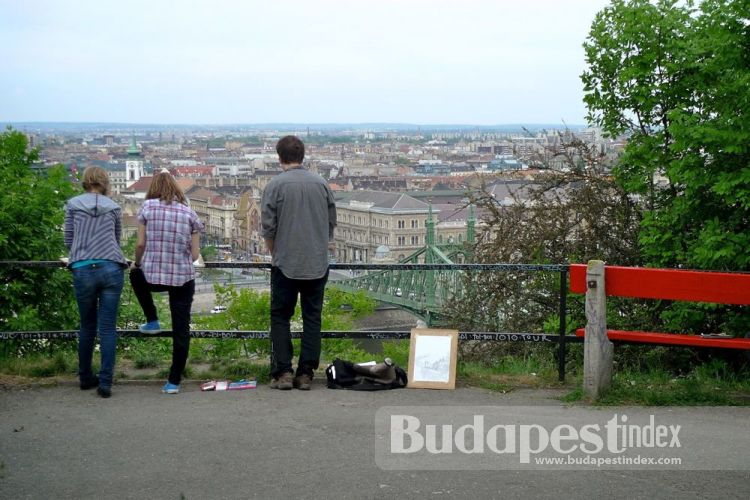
top-left (269, 372), bottom-right (293, 390)
top-left (293, 373), bottom-right (312, 390)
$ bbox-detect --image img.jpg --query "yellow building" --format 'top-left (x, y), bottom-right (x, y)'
top-left (187, 187), bottom-right (239, 246)
top-left (233, 190), bottom-right (263, 254)
top-left (334, 191), bottom-right (474, 263)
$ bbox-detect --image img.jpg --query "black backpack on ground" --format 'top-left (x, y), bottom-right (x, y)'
top-left (325, 358), bottom-right (408, 391)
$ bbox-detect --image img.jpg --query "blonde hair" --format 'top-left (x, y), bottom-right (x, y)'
top-left (81, 166), bottom-right (110, 196)
top-left (146, 170), bottom-right (187, 205)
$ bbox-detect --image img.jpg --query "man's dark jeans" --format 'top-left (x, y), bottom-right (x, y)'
top-left (270, 266), bottom-right (328, 379)
top-left (130, 268), bottom-right (195, 385)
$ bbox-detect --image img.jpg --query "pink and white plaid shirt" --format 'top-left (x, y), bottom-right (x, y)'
top-left (138, 199), bottom-right (205, 286)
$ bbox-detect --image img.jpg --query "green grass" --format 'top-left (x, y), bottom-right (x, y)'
top-left (320, 339), bottom-right (372, 364)
top-left (382, 340), bottom-right (410, 367)
top-left (156, 365), bottom-right (201, 380)
top-left (456, 357), bottom-right (560, 393)
top-left (0, 351), bottom-right (77, 378)
top-left (122, 337), bottom-right (173, 369)
top-left (4, 339), bottom-right (749, 406)
top-left (132, 352), bottom-right (163, 369)
top-left (194, 359), bottom-right (270, 382)
top-left (561, 360), bottom-right (750, 406)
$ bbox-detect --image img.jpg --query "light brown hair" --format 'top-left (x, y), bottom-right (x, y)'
top-left (146, 170), bottom-right (187, 205)
top-left (81, 166), bottom-right (110, 196)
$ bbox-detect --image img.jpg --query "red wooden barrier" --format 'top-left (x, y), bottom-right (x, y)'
top-left (570, 264), bottom-right (750, 349)
top-left (575, 329), bottom-right (750, 349)
top-left (569, 264), bottom-right (750, 304)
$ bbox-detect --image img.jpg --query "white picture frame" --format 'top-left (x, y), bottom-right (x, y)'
top-left (407, 328), bottom-right (458, 389)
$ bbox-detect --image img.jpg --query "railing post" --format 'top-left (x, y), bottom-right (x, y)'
top-left (268, 266), bottom-right (275, 373)
top-left (583, 260), bottom-right (613, 399)
top-left (557, 268), bottom-right (568, 382)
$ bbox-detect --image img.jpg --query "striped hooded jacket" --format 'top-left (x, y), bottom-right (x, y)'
top-left (64, 193), bottom-right (128, 266)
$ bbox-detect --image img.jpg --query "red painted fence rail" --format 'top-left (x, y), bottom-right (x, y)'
top-left (570, 264), bottom-right (750, 305)
top-left (569, 264), bottom-right (750, 349)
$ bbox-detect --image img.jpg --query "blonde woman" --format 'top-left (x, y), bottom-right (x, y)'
top-left (64, 166), bottom-right (128, 398)
top-left (131, 170), bottom-right (204, 394)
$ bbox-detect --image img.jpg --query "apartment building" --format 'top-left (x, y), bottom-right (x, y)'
top-left (333, 191), bottom-right (474, 263)
top-left (186, 186), bottom-right (240, 246)
top-left (109, 169), bottom-right (127, 195)
top-left (233, 189), bottom-right (263, 254)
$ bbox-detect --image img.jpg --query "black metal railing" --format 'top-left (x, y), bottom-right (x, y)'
top-left (0, 261), bottom-right (579, 381)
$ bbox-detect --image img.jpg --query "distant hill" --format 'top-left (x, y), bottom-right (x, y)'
top-left (4, 121), bottom-right (588, 134)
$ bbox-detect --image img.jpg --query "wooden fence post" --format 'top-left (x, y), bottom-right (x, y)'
top-left (583, 260), bottom-right (613, 399)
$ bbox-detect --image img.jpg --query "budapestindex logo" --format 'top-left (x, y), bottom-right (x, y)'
top-left (389, 413), bottom-right (681, 463)
top-left (373, 406), bottom-right (746, 471)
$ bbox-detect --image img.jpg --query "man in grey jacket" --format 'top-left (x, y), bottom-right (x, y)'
top-left (261, 135), bottom-right (337, 390)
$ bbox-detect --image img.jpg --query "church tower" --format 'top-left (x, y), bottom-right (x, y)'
top-left (125, 136), bottom-right (144, 187)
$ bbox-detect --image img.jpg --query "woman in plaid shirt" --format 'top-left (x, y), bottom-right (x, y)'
top-left (131, 170), bottom-right (204, 394)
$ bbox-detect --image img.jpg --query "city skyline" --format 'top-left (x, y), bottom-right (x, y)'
top-left (1, 0), bottom-right (611, 125)
top-left (3, 121), bottom-right (589, 131)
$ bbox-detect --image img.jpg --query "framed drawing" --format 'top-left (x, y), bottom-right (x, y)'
top-left (407, 328), bottom-right (459, 389)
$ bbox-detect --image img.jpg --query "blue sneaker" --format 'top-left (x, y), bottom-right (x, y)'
top-left (162, 382), bottom-right (180, 394)
top-left (139, 320), bottom-right (161, 334)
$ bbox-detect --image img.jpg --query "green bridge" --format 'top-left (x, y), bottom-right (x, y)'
top-left (329, 205), bottom-right (476, 326)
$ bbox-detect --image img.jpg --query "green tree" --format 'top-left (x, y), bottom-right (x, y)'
top-left (447, 138), bottom-right (643, 351)
top-left (0, 128), bottom-right (78, 334)
top-left (663, 0), bottom-right (750, 270)
top-left (582, 0), bottom-right (750, 271)
top-left (582, 0), bottom-right (750, 334)
top-left (582, 0), bottom-right (693, 201)
top-left (200, 245), bottom-right (217, 261)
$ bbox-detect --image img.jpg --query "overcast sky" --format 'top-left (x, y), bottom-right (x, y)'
top-left (0, 0), bottom-right (612, 125)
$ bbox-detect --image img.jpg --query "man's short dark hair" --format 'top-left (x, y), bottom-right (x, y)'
top-left (276, 135), bottom-right (305, 165)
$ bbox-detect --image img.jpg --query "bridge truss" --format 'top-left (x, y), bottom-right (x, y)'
top-left (329, 205), bottom-right (475, 325)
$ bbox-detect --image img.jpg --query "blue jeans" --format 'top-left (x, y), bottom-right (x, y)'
top-left (72, 262), bottom-right (124, 389)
